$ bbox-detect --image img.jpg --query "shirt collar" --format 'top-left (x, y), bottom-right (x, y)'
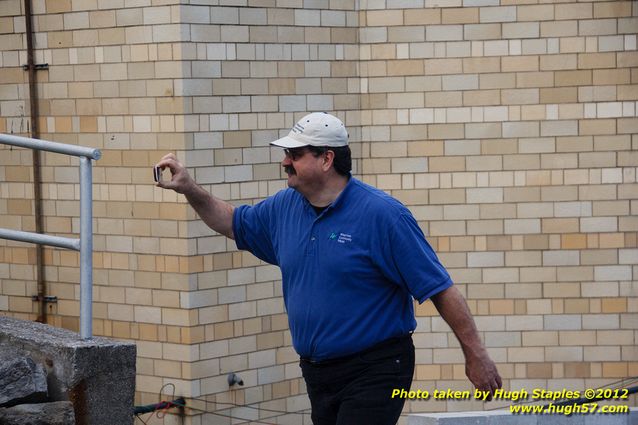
top-left (299, 174), bottom-right (354, 218)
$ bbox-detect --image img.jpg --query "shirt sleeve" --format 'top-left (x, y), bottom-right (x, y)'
top-left (379, 212), bottom-right (453, 303)
top-left (232, 200), bottom-right (279, 266)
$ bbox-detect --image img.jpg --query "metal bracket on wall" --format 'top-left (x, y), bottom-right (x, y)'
top-left (22, 63), bottom-right (49, 71)
top-left (31, 295), bottom-right (58, 303)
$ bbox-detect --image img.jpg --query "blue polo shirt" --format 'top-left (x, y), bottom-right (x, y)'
top-left (233, 177), bottom-right (452, 361)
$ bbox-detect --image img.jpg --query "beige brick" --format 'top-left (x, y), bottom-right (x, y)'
top-left (518, 5), bottom-right (554, 21)
top-left (46, 0), bottom-right (71, 13)
top-left (387, 60), bottom-right (424, 76)
top-left (540, 87), bottom-right (578, 104)
top-left (594, 2), bottom-right (633, 18)
top-left (579, 53), bottom-right (617, 70)
top-left (515, 72), bottom-right (552, 89)
top-left (580, 119), bottom-right (617, 136)
top-left (442, 8), bottom-right (478, 24)
top-left (464, 24), bottom-right (500, 40)
top-left (541, 21), bottom-right (578, 38)
top-left (366, 10), bottom-right (403, 26)
top-left (593, 69), bottom-right (631, 85)
top-left (580, 18), bottom-right (617, 36)
top-left (556, 3), bottom-right (593, 20)
top-left (619, 18), bottom-right (638, 35)
top-left (425, 58), bottom-right (462, 75)
top-left (480, 6), bottom-right (515, 23)
top-left (502, 56), bottom-right (538, 72)
top-left (503, 22), bottom-right (539, 39)
top-left (404, 9), bottom-right (440, 25)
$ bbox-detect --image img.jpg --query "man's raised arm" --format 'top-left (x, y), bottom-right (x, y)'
top-left (155, 153), bottom-right (235, 240)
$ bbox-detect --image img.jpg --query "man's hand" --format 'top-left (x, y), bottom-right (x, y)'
top-left (465, 349), bottom-right (502, 400)
top-left (155, 153), bottom-right (196, 195)
top-left (154, 153), bottom-right (235, 239)
top-left (430, 286), bottom-right (502, 400)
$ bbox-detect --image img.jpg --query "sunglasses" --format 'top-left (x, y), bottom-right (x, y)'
top-left (283, 146), bottom-right (329, 161)
top-left (283, 148), bottom-right (309, 161)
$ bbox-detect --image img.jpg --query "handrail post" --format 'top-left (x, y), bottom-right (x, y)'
top-left (79, 156), bottom-right (93, 339)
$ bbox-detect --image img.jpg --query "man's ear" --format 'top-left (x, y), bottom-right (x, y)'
top-left (322, 150), bottom-right (335, 171)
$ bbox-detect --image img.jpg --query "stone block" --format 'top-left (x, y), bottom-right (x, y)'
top-left (0, 317), bottom-right (135, 425)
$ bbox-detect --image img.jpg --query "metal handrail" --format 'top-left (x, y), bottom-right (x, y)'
top-left (0, 133), bottom-right (100, 339)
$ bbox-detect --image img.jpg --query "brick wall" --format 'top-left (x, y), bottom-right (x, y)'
top-left (354, 0), bottom-right (637, 415)
top-left (0, 0), bottom-right (636, 423)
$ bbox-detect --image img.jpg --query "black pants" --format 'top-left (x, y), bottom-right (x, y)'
top-left (299, 335), bottom-right (415, 425)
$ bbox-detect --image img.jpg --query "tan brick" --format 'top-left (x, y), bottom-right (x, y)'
top-left (442, 8), bottom-right (478, 24)
top-left (541, 20), bottom-right (578, 37)
top-left (580, 119), bottom-right (617, 136)
top-left (365, 9), bottom-right (403, 27)
top-left (602, 362), bottom-right (629, 378)
top-left (556, 3), bottom-right (593, 20)
top-left (579, 53), bottom-right (617, 70)
top-left (425, 58), bottom-right (463, 75)
top-left (554, 70), bottom-right (593, 87)
top-left (518, 5), bottom-right (554, 21)
top-left (480, 73), bottom-right (516, 89)
top-left (516, 72), bottom-right (553, 88)
top-left (404, 9), bottom-right (441, 26)
top-left (46, 0), bottom-right (71, 13)
top-left (592, 69), bottom-right (631, 86)
top-left (580, 18), bottom-right (617, 36)
top-left (526, 363), bottom-right (552, 378)
top-left (387, 60), bottom-right (424, 76)
top-left (426, 91), bottom-right (462, 107)
top-left (503, 22), bottom-right (539, 39)
top-left (464, 23), bottom-right (500, 40)
top-left (602, 298), bottom-right (627, 313)
top-left (594, 2), bottom-right (633, 18)
top-left (502, 56), bottom-right (539, 73)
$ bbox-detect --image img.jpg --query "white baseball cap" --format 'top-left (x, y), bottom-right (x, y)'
top-left (270, 112), bottom-right (349, 148)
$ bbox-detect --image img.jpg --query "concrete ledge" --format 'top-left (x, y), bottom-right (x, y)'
top-left (408, 408), bottom-right (638, 425)
top-left (0, 317), bottom-right (136, 425)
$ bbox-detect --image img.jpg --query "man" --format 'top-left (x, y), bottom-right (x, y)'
top-left (155, 112), bottom-right (501, 425)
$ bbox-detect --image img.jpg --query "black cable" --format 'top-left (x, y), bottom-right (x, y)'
top-left (183, 394), bottom-right (311, 417)
top-left (169, 399), bottom-right (281, 425)
top-left (134, 413), bottom-right (150, 425)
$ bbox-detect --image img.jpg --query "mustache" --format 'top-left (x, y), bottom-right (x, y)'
top-left (284, 165), bottom-right (296, 175)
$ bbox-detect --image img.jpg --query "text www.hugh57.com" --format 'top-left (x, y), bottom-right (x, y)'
top-left (510, 403), bottom-right (629, 416)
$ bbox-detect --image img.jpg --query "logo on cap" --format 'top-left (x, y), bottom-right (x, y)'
top-left (292, 123), bottom-right (305, 134)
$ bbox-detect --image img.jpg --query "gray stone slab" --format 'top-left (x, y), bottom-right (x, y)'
top-left (0, 401), bottom-right (75, 425)
top-left (0, 317), bottom-right (136, 425)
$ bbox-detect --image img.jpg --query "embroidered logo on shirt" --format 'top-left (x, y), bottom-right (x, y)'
top-left (329, 232), bottom-right (337, 240)
top-left (337, 233), bottom-right (352, 244)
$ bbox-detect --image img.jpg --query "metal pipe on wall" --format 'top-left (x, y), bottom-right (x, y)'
top-left (23, 0), bottom-right (47, 324)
